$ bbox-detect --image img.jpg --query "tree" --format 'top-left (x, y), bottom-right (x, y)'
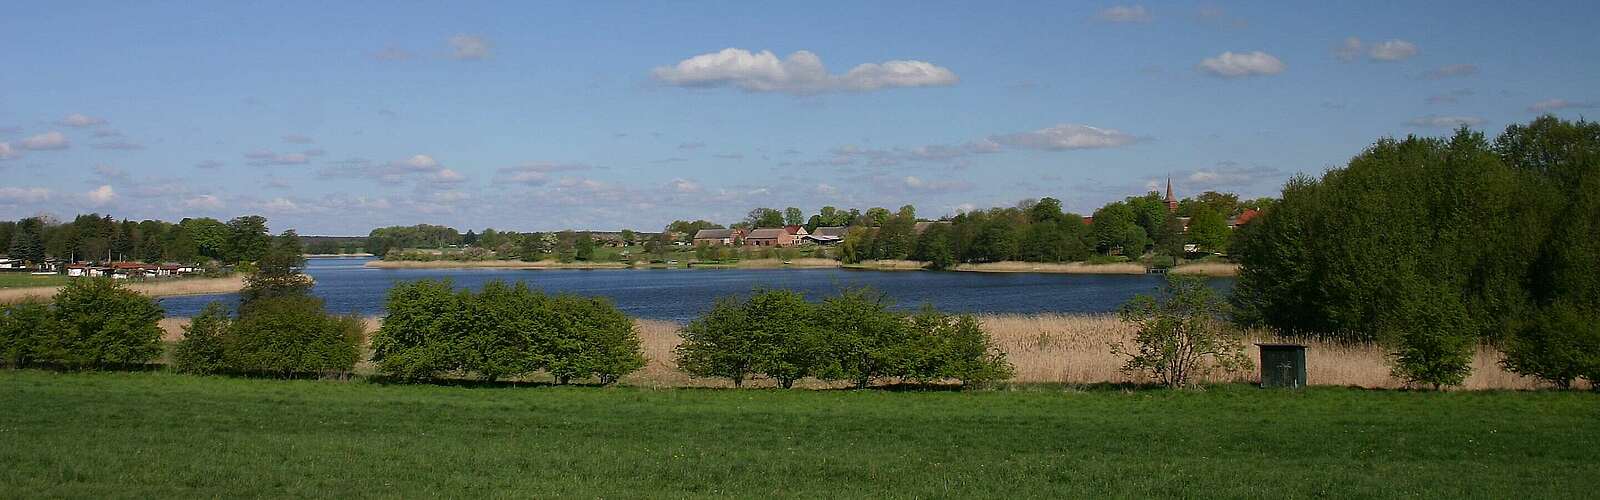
top-left (1186, 205), bottom-right (1230, 254)
top-left (173, 302), bottom-right (231, 374)
top-left (225, 215), bottom-right (272, 263)
top-left (574, 232), bottom-right (596, 261)
top-left (968, 220), bottom-right (1019, 263)
top-left (913, 223), bottom-right (957, 270)
top-left (1500, 301), bottom-right (1600, 389)
top-left (619, 229), bottom-right (637, 246)
top-left (1379, 278), bottom-right (1476, 389)
top-left (745, 208), bottom-right (785, 228)
top-left (902, 307), bottom-right (1013, 387)
top-left (224, 295), bottom-right (364, 376)
top-left (784, 207), bottom-right (804, 226)
top-left (1112, 275), bottom-right (1252, 388)
top-left (816, 289), bottom-right (910, 388)
top-left (1090, 202), bottom-right (1147, 255)
top-left (47, 278), bottom-right (165, 368)
top-left (863, 207), bottom-right (891, 226)
top-left (675, 296), bottom-right (758, 386)
top-left (1027, 197), bottom-right (1067, 224)
top-left (6, 227), bottom-right (44, 266)
top-left (240, 231), bottom-right (313, 311)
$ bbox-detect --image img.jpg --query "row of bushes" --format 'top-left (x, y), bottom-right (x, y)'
top-left (675, 289), bottom-right (1013, 388)
top-left (1, 279), bottom-right (164, 368)
top-left (370, 280), bottom-right (646, 384)
top-left (174, 298), bottom-right (363, 377)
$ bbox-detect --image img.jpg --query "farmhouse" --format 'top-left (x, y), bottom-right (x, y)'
top-left (692, 228), bottom-right (743, 246)
top-left (743, 228), bottom-right (796, 247)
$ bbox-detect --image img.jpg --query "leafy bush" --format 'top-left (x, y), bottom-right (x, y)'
top-left (371, 279), bottom-right (645, 384)
top-left (223, 296), bottom-right (363, 377)
top-left (816, 288), bottom-right (911, 388)
top-left (0, 302), bottom-right (59, 367)
top-left (172, 302), bottom-right (231, 374)
top-left (1378, 279), bottom-right (1476, 389)
top-left (47, 278), bottom-right (165, 368)
top-left (903, 308), bottom-right (1014, 387)
top-left (1501, 302), bottom-right (1600, 389)
top-left (675, 297), bottom-right (759, 386)
top-left (1112, 275), bottom-right (1251, 388)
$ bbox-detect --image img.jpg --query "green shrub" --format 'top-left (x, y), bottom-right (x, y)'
top-left (1379, 279), bottom-right (1476, 390)
top-left (676, 297), bottom-right (758, 386)
top-left (0, 302), bottom-right (59, 367)
top-left (903, 308), bottom-right (1014, 387)
top-left (1501, 302), bottom-right (1600, 389)
top-left (47, 278), bottom-right (164, 369)
top-left (224, 296), bottom-right (362, 377)
top-left (172, 302), bottom-right (231, 374)
top-left (816, 288), bottom-right (910, 388)
top-left (372, 279), bottom-right (646, 384)
top-left (1112, 275), bottom-right (1250, 388)
top-left (745, 290), bottom-right (827, 388)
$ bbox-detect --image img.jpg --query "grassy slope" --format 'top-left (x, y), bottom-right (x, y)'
top-left (2, 371), bottom-right (1596, 498)
top-left (0, 273), bottom-right (69, 289)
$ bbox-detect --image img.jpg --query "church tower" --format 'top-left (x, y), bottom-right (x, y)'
top-left (1164, 177), bottom-right (1178, 213)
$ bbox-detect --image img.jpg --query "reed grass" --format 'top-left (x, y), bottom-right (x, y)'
top-left (1168, 261), bottom-right (1241, 276)
top-left (953, 261), bottom-right (1148, 274)
top-left (0, 276), bottom-right (246, 305)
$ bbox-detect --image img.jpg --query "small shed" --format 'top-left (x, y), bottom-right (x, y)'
top-left (1256, 343), bottom-right (1307, 388)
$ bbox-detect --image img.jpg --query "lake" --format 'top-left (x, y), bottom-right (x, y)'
top-left (157, 256), bottom-right (1233, 322)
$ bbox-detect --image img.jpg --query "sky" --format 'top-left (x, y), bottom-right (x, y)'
top-left (2, 1), bottom-right (1598, 235)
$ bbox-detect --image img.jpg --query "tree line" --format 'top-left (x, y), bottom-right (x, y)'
top-left (1234, 116), bottom-right (1600, 389)
top-left (2, 214), bottom-right (282, 266)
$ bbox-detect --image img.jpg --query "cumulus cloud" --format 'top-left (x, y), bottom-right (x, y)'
top-left (244, 150), bottom-right (311, 166)
top-left (448, 35), bottom-right (491, 60)
top-left (1528, 99), bottom-right (1597, 113)
top-left (59, 113), bottom-right (106, 127)
top-left (1422, 64), bottom-right (1478, 80)
top-left (0, 187), bottom-right (52, 204)
top-left (183, 194), bottom-right (224, 210)
top-left (1098, 5), bottom-right (1150, 23)
top-left (991, 124), bottom-right (1138, 150)
top-left (1198, 51), bottom-right (1285, 78)
top-left (1334, 37), bottom-right (1364, 62)
top-left (1368, 39), bottom-right (1418, 61)
top-left (669, 178), bottom-right (701, 193)
top-left (651, 48), bottom-right (958, 95)
top-left (86, 185), bottom-right (116, 206)
top-left (19, 131), bottom-right (69, 150)
top-left (430, 168), bottom-right (466, 184)
top-left (1406, 115), bottom-right (1485, 128)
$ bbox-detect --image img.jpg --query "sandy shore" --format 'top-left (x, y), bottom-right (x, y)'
top-left (0, 275), bottom-right (247, 304)
top-left (364, 259), bottom-right (629, 270)
top-left (154, 312), bottom-right (1557, 390)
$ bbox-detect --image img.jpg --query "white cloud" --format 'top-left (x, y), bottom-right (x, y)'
top-left (1198, 51), bottom-right (1285, 78)
top-left (59, 113), bottom-right (106, 127)
top-left (244, 150), bottom-right (311, 166)
top-left (183, 194), bottom-right (224, 210)
top-left (1098, 5), bottom-right (1150, 23)
top-left (430, 168), bottom-right (466, 184)
top-left (0, 142), bottom-right (15, 160)
top-left (19, 131), bottom-right (69, 150)
top-left (670, 178), bottom-right (701, 193)
top-left (401, 154), bottom-right (438, 169)
top-left (86, 185), bottom-right (116, 206)
top-left (1406, 115), bottom-right (1485, 128)
top-left (1368, 39), bottom-right (1418, 61)
top-left (0, 187), bottom-right (52, 204)
top-left (991, 124), bottom-right (1138, 150)
top-left (1334, 37), bottom-right (1363, 62)
top-left (448, 35), bottom-right (491, 60)
top-left (1528, 99), bottom-right (1597, 113)
top-left (260, 197), bottom-right (303, 213)
top-left (651, 48), bottom-right (957, 95)
top-left (1422, 64), bottom-right (1478, 79)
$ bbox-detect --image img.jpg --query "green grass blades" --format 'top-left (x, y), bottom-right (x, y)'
top-left (1, 370), bottom-right (1596, 498)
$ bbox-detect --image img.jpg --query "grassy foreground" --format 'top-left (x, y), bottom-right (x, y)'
top-left (2, 371), bottom-right (1596, 498)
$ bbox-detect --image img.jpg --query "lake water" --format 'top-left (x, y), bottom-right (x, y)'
top-left (157, 256), bottom-right (1233, 322)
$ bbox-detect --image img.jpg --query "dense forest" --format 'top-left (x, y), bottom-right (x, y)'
top-left (1233, 116), bottom-right (1600, 387)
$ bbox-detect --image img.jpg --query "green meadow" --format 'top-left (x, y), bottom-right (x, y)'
top-left (1, 370), bottom-right (1595, 498)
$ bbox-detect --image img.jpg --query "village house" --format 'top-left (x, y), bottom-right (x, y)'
top-left (743, 228), bottom-right (795, 247)
top-left (692, 228), bottom-right (744, 246)
top-left (805, 226), bottom-right (849, 245)
top-left (783, 225), bottom-right (810, 244)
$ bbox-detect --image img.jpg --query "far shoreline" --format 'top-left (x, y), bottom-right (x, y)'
top-left (361, 257), bottom-right (1240, 277)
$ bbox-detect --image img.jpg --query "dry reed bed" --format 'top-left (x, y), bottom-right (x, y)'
top-left (0, 276), bottom-right (246, 305)
top-left (156, 313), bottom-right (1563, 390)
top-left (954, 261), bottom-right (1148, 274)
top-left (1168, 262), bottom-right (1241, 277)
top-left (731, 258), bottom-right (841, 268)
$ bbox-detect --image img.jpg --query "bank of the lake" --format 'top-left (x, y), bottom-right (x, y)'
top-left (0, 275), bottom-right (246, 305)
top-left (364, 256), bottom-right (1238, 276)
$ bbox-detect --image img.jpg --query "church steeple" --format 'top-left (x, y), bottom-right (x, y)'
top-left (1164, 177), bottom-right (1178, 213)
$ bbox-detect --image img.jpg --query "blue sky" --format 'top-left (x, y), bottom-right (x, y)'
top-left (2, 1), bottom-right (1597, 235)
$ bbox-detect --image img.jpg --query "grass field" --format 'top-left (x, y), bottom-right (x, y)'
top-left (0, 273), bottom-right (70, 289)
top-left (1, 370), bottom-right (1595, 498)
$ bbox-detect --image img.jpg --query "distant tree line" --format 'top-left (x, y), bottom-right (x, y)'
top-left (1234, 117), bottom-right (1600, 389)
top-left (2, 214), bottom-right (281, 266)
